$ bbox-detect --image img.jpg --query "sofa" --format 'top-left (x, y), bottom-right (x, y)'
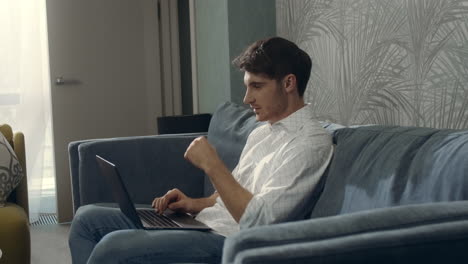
top-left (69, 101), bottom-right (468, 263)
top-left (0, 124), bottom-right (30, 264)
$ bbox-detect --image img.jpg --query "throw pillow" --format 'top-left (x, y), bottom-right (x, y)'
top-left (0, 132), bottom-right (24, 207)
top-left (208, 101), bottom-right (263, 171)
top-left (204, 101), bottom-right (263, 195)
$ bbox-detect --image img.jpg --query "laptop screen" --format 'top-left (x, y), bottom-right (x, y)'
top-left (96, 155), bottom-right (144, 229)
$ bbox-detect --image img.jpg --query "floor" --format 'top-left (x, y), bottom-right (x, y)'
top-left (29, 128), bottom-right (69, 263)
top-left (30, 223), bottom-right (72, 264)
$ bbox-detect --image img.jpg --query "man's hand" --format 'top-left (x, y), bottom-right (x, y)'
top-left (184, 136), bottom-right (221, 172)
top-left (152, 189), bottom-right (219, 215)
top-left (152, 188), bottom-right (196, 214)
top-left (184, 136), bottom-right (253, 223)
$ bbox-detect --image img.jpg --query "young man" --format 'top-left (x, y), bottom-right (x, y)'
top-left (69, 37), bottom-right (333, 264)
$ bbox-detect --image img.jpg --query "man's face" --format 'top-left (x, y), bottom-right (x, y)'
top-left (243, 71), bottom-right (288, 124)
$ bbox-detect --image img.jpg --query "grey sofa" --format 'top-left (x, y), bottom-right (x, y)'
top-left (69, 101), bottom-right (468, 263)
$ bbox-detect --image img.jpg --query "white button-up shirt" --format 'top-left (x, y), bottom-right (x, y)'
top-left (195, 104), bottom-right (334, 236)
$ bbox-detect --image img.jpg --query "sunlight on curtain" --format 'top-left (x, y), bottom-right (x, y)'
top-left (0, 0), bottom-right (55, 223)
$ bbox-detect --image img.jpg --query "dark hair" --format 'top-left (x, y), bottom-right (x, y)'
top-left (233, 37), bottom-right (312, 97)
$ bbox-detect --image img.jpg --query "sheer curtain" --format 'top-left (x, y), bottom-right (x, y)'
top-left (0, 0), bottom-right (55, 223)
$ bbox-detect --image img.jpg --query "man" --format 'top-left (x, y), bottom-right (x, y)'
top-left (69, 37), bottom-right (333, 264)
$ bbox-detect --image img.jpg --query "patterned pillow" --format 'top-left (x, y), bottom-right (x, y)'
top-left (0, 132), bottom-right (24, 207)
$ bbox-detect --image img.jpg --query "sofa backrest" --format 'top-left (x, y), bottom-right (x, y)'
top-left (311, 125), bottom-right (468, 218)
top-left (205, 102), bottom-right (263, 195)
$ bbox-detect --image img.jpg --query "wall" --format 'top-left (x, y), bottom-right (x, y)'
top-left (178, 0), bottom-right (193, 115)
top-left (227, 0), bottom-right (277, 105)
top-left (194, 0), bottom-right (276, 113)
top-left (194, 0), bottom-right (231, 114)
top-left (276, 0), bottom-right (468, 129)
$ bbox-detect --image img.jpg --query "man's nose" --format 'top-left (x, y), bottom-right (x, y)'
top-left (243, 89), bottom-right (254, 105)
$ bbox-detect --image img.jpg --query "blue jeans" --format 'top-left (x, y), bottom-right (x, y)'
top-left (69, 204), bottom-right (225, 264)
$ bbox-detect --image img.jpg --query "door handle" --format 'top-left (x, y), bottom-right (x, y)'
top-left (55, 76), bottom-right (81, 85)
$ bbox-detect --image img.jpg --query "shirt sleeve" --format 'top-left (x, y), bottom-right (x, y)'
top-left (239, 139), bottom-right (333, 229)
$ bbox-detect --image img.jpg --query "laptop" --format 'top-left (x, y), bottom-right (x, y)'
top-left (96, 155), bottom-right (211, 231)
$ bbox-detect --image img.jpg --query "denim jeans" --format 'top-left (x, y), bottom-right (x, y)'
top-left (69, 204), bottom-right (225, 264)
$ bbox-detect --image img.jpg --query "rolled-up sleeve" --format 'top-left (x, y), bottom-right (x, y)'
top-left (239, 141), bottom-right (333, 229)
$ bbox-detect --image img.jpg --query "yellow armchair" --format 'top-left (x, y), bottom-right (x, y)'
top-left (0, 124), bottom-right (30, 264)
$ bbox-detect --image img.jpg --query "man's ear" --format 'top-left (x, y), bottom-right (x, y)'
top-left (283, 74), bottom-right (297, 94)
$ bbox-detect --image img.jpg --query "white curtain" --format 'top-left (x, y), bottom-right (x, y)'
top-left (0, 0), bottom-right (54, 223)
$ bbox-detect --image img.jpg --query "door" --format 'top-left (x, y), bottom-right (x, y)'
top-left (46, 0), bottom-right (163, 222)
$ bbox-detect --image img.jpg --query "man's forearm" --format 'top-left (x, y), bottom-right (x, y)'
top-left (205, 162), bottom-right (253, 222)
top-left (191, 192), bottom-right (219, 213)
top-left (183, 136), bottom-right (253, 221)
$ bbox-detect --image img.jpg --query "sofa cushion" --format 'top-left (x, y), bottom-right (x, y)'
top-left (224, 200), bottom-right (468, 264)
top-left (0, 133), bottom-right (25, 207)
top-left (311, 126), bottom-right (468, 218)
top-left (205, 102), bottom-right (262, 194)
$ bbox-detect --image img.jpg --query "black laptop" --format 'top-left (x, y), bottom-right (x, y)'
top-left (96, 155), bottom-right (211, 231)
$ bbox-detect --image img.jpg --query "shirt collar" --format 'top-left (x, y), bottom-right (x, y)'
top-left (270, 103), bottom-right (313, 132)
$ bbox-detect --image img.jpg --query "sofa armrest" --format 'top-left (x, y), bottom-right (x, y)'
top-left (69, 133), bottom-right (207, 213)
top-left (223, 201), bottom-right (468, 264)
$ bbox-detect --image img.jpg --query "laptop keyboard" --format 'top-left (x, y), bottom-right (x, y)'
top-left (138, 209), bottom-right (181, 228)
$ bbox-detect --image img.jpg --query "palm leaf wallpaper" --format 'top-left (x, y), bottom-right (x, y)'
top-left (276, 0), bottom-right (468, 128)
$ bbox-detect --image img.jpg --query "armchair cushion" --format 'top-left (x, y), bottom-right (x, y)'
top-left (0, 203), bottom-right (30, 264)
top-left (0, 130), bottom-right (25, 207)
top-left (0, 124), bottom-right (30, 264)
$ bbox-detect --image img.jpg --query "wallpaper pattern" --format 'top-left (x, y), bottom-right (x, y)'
top-left (276, 0), bottom-right (468, 128)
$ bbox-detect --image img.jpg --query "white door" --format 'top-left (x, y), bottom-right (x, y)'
top-left (46, 0), bottom-right (163, 222)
